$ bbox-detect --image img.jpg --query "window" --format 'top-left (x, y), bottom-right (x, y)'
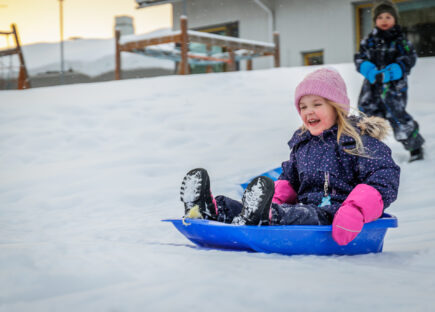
top-left (190, 22), bottom-right (239, 74)
top-left (302, 50), bottom-right (324, 66)
top-left (355, 0), bottom-right (435, 57)
top-left (355, 3), bottom-right (373, 50)
top-left (400, 0), bottom-right (435, 57)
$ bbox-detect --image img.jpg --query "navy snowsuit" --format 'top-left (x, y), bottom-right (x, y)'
top-left (215, 120), bottom-right (400, 225)
top-left (355, 25), bottom-right (424, 151)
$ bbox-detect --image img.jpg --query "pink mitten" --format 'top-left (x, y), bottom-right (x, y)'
top-left (332, 184), bottom-right (384, 246)
top-left (272, 180), bottom-right (297, 205)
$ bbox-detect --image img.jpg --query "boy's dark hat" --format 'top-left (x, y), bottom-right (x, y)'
top-left (372, 0), bottom-right (399, 23)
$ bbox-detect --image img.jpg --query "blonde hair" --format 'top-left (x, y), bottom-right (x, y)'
top-left (299, 100), bottom-right (367, 157)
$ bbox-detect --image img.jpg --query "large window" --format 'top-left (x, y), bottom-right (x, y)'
top-left (355, 0), bottom-right (435, 57)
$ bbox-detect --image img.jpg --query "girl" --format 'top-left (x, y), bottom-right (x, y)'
top-left (180, 68), bottom-right (400, 246)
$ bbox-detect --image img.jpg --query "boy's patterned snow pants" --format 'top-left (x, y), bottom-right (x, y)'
top-left (358, 80), bottom-right (424, 151)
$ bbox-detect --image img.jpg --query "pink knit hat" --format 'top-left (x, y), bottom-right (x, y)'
top-left (294, 68), bottom-right (350, 114)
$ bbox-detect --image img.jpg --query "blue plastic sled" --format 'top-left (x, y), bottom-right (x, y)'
top-left (167, 167), bottom-right (398, 255)
top-left (163, 213), bottom-right (398, 255)
top-left (240, 167), bottom-right (282, 190)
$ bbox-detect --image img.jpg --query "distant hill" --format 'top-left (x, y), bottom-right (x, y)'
top-left (19, 28), bottom-right (174, 77)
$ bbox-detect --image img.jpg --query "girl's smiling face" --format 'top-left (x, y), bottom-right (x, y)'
top-left (299, 95), bottom-right (337, 136)
top-left (375, 12), bottom-right (395, 31)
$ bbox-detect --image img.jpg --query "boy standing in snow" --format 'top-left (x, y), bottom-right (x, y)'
top-left (354, 0), bottom-right (424, 162)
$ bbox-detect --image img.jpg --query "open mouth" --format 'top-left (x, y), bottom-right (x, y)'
top-left (308, 118), bottom-right (320, 126)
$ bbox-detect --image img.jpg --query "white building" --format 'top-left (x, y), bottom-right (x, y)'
top-left (137, 0), bottom-right (434, 72)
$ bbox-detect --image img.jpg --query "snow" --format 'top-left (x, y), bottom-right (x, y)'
top-left (15, 29), bottom-right (174, 77)
top-left (120, 28), bottom-right (181, 44)
top-left (1, 57), bottom-right (435, 311)
top-left (187, 30), bottom-right (276, 48)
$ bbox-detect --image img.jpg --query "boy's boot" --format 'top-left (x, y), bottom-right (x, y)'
top-left (409, 147), bottom-right (424, 162)
top-left (401, 122), bottom-right (425, 162)
top-left (180, 168), bottom-right (218, 219)
top-left (232, 176), bottom-right (275, 226)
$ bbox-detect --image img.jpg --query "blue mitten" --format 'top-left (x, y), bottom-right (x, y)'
top-left (359, 61), bottom-right (379, 84)
top-left (382, 63), bottom-right (403, 83)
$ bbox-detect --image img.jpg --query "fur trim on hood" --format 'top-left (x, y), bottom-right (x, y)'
top-left (356, 116), bottom-right (391, 141)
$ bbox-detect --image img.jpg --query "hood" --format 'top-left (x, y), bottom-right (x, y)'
top-left (355, 115), bottom-right (391, 141)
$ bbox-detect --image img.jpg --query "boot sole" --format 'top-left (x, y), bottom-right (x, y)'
top-left (180, 168), bottom-right (215, 218)
top-left (240, 176), bottom-right (275, 225)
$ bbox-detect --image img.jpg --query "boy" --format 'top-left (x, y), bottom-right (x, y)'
top-left (354, 0), bottom-right (424, 162)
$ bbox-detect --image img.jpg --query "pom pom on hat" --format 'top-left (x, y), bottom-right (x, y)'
top-left (294, 67), bottom-right (350, 114)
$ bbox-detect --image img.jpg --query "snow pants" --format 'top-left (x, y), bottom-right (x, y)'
top-left (358, 80), bottom-right (424, 151)
top-left (215, 195), bottom-right (333, 226)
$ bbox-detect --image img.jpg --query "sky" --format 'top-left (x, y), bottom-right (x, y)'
top-left (0, 0), bottom-right (172, 48)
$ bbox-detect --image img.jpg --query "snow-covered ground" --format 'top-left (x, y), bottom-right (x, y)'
top-left (0, 58), bottom-right (434, 311)
top-left (11, 29), bottom-right (174, 77)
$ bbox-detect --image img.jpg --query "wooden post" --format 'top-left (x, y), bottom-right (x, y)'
top-left (206, 44), bottom-right (213, 73)
top-left (228, 49), bottom-right (236, 72)
top-left (115, 30), bottom-right (121, 80)
top-left (17, 66), bottom-right (27, 89)
top-left (12, 24), bottom-right (30, 89)
top-left (273, 32), bottom-right (280, 68)
top-left (178, 16), bottom-right (189, 75)
top-left (246, 58), bottom-right (253, 71)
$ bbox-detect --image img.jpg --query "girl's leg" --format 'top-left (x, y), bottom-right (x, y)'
top-left (217, 176), bottom-right (275, 225)
top-left (270, 203), bottom-right (332, 226)
top-left (180, 169), bottom-right (273, 224)
top-left (215, 195), bottom-right (243, 224)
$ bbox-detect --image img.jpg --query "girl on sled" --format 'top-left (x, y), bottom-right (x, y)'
top-left (180, 68), bottom-right (400, 246)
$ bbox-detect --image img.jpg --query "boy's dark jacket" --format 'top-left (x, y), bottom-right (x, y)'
top-left (279, 117), bottom-right (400, 216)
top-left (354, 25), bottom-right (417, 82)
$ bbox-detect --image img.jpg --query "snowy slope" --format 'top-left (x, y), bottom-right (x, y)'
top-left (0, 58), bottom-right (434, 311)
top-left (17, 30), bottom-right (174, 77)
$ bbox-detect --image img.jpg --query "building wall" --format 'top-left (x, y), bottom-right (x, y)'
top-left (172, 0), bottom-right (274, 69)
top-left (171, 0), bottom-right (367, 69)
top-left (275, 0), bottom-right (359, 67)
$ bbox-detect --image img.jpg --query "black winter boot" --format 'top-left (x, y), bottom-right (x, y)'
top-left (400, 122), bottom-right (425, 153)
top-left (180, 168), bottom-right (217, 219)
top-left (409, 147), bottom-right (424, 162)
top-left (232, 176), bottom-right (275, 226)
